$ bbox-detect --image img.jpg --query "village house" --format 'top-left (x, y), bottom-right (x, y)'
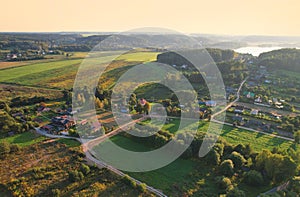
top-left (51, 115), bottom-right (76, 130)
top-left (234, 105), bottom-right (245, 114)
top-left (232, 115), bottom-right (244, 123)
top-left (250, 109), bottom-right (259, 116)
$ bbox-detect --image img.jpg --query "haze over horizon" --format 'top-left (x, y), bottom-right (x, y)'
top-left (1, 0), bottom-right (300, 36)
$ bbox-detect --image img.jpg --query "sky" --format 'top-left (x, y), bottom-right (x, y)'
top-left (1, 0), bottom-right (300, 36)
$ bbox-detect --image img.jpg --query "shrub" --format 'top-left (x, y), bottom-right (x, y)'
top-left (137, 183), bottom-right (147, 193)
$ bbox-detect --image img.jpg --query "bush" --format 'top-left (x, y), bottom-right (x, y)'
top-left (122, 175), bottom-right (137, 188)
top-left (244, 170), bottom-right (264, 186)
top-left (10, 144), bottom-right (21, 153)
top-left (137, 183), bottom-right (147, 193)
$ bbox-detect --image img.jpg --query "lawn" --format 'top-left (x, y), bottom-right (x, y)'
top-left (0, 131), bottom-right (46, 147)
top-left (96, 135), bottom-right (198, 195)
top-left (195, 121), bottom-right (294, 152)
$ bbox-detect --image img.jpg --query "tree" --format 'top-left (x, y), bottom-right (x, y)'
top-left (228, 151), bottom-right (246, 169)
top-left (256, 150), bottom-right (297, 183)
top-left (217, 176), bottom-right (232, 191)
top-left (143, 102), bottom-right (151, 115)
top-left (128, 93), bottom-right (137, 111)
top-left (244, 170), bottom-right (264, 186)
top-left (68, 170), bottom-right (84, 182)
top-left (95, 97), bottom-right (103, 109)
top-left (51, 189), bottom-right (61, 197)
top-left (219, 159), bottom-right (234, 177)
top-left (137, 183), bottom-right (147, 193)
top-left (294, 131), bottom-right (300, 144)
top-left (80, 163), bottom-right (90, 175)
top-left (227, 187), bottom-right (246, 197)
top-left (0, 101), bottom-right (11, 112)
top-left (0, 141), bottom-right (10, 158)
top-left (205, 149), bottom-right (221, 166)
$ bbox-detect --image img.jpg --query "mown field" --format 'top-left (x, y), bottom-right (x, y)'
top-left (141, 118), bottom-right (293, 152)
top-left (0, 132), bottom-right (46, 147)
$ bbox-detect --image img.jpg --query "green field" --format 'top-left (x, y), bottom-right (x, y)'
top-left (219, 125), bottom-right (293, 151)
top-left (100, 135), bottom-right (199, 195)
top-left (0, 132), bottom-right (46, 147)
top-left (0, 51), bottom-right (160, 90)
top-left (98, 134), bottom-right (275, 196)
top-left (116, 52), bottom-right (160, 62)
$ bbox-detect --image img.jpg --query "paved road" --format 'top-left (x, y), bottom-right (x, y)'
top-left (212, 77), bottom-right (248, 119)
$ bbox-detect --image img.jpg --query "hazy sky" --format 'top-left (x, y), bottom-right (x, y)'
top-left (1, 0), bottom-right (299, 36)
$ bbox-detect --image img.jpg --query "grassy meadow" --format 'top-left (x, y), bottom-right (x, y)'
top-left (0, 51), bottom-right (160, 90)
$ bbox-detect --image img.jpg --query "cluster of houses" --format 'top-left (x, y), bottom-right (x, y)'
top-left (230, 104), bottom-right (283, 131)
top-left (41, 115), bottom-right (76, 135)
top-left (5, 50), bottom-right (49, 61)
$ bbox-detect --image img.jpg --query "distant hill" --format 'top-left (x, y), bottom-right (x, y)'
top-left (258, 48), bottom-right (300, 72)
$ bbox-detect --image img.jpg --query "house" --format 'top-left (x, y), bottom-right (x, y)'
top-left (254, 97), bottom-right (262, 103)
top-left (265, 80), bottom-right (272, 84)
top-left (205, 101), bottom-right (217, 107)
top-left (250, 109), bottom-right (259, 115)
top-left (247, 81), bottom-right (257, 87)
top-left (243, 91), bottom-right (255, 99)
top-left (51, 116), bottom-right (75, 129)
top-left (12, 112), bottom-right (24, 118)
top-left (181, 64), bottom-right (188, 69)
top-left (245, 119), bottom-right (261, 127)
top-left (120, 107), bottom-right (128, 113)
top-left (60, 131), bottom-right (69, 136)
top-left (179, 104), bottom-right (185, 109)
top-left (232, 115), bottom-right (243, 122)
top-left (42, 125), bottom-right (54, 132)
top-left (234, 105), bottom-right (244, 114)
top-left (6, 53), bottom-right (18, 60)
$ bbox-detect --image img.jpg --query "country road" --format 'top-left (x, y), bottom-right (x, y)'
top-left (35, 116), bottom-right (168, 197)
top-left (211, 77), bottom-right (294, 141)
top-left (211, 77), bottom-right (248, 119)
